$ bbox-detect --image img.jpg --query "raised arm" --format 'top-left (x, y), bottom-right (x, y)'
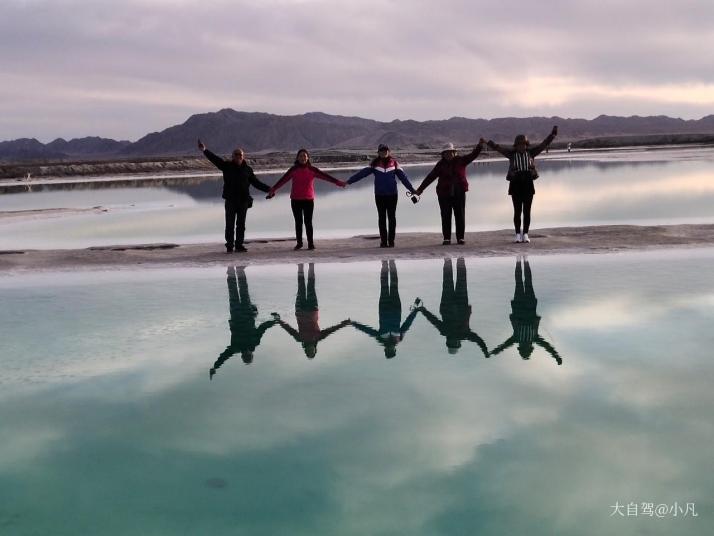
top-left (460, 142), bottom-right (484, 166)
top-left (466, 330), bottom-right (490, 358)
top-left (395, 166), bottom-right (417, 193)
top-left (530, 126), bottom-right (558, 157)
top-left (490, 336), bottom-right (517, 356)
top-left (486, 140), bottom-right (512, 159)
top-left (535, 336), bottom-right (563, 365)
top-left (202, 149), bottom-right (226, 171)
top-left (347, 167), bottom-right (374, 185)
top-left (255, 319), bottom-right (278, 343)
top-left (318, 319), bottom-right (351, 341)
top-left (312, 165), bottom-right (346, 187)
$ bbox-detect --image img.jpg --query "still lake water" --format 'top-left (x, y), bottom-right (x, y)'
top-left (1, 249), bottom-right (713, 534)
top-left (1, 146), bottom-right (714, 249)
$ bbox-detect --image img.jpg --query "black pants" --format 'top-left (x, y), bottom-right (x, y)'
top-left (375, 194), bottom-right (398, 245)
top-left (225, 199), bottom-right (248, 248)
top-left (291, 199), bottom-right (314, 246)
top-left (511, 194), bottom-right (533, 233)
top-left (438, 192), bottom-right (466, 241)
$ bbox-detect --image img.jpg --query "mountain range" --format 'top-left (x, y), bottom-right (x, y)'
top-left (2, 109), bottom-right (714, 161)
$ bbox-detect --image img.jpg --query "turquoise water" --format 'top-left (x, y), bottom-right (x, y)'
top-left (1, 250), bottom-right (713, 534)
top-left (1, 146), bottom-right (714, 249)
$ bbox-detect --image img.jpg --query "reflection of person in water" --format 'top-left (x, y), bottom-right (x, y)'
top-left (350, 259), bottom-right (420, 358)
top-left (273, 263), bottom-right (350, 358)
top-left (210, 266), bottom-right (278, 379)
top-left (417, 257), bottom-right (489, 356)
top-left (491, 256), bottom-right (562, 365)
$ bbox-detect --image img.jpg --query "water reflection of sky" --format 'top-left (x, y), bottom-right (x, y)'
top-left (1, 147), bottom-right (714, 249)
top-left (0, 250), bottom-right (712, 535)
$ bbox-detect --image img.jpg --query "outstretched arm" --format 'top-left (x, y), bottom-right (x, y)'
top-left (466, 330), bottom-right (490, 358)
top-left (530, 126), bottom-right (558, 157)
top-left (395, 166), bottom-right (417, 193)
top-left (490, 336), bottom-right (517, 356)
top-left (255, 319), bottom-right (278, 343)
top-left (249, 169), bottom-right (271, 193)
top-left (351, 320), bottom-right (380, 339)
top-left (417, 305), bottom-right (446, 336)
top-left (460, 142), bottom-right (484, 166)
top-left (399, 307), bottom-right (419, 335)
top-left (415, 165), bottom-right (440, 196)
top-left (267, 167), bottom-right (295, 197)
top-left (535, 336), bottom-right (563, 365)
top-left (312, 166), bottom-right (346, 187)
top-left (201, 148), bottom-right (227, 171)
top-left (486, 140), bottom-right (512, 159)
top-left (347, 167), bottom-right (374, 185)
top-left (318, 319), bottom-right (351, 341)
top-left (276, 318), bottom-right (302, 343)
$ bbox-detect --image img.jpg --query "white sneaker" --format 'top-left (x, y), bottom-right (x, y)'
top-left (514, 233), bottom-right (522, 243)
top-left (523, 233), bottom-right (530, 243)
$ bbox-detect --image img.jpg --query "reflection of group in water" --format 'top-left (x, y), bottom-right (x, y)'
top-left (210, 257), bottom-right (563, 378)
top-left (198, 126), bottom-right (558, 252)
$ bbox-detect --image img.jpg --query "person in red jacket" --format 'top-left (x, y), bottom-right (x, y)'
top-left (267, 149), bottom-right (346, 250)
top-left (415, 140), bottom-right (485, 245)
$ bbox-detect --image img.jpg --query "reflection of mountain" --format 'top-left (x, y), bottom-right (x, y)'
top-left (491, 257), bottom-right (562, 365)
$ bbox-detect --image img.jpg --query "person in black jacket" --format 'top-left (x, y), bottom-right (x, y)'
top-left (490, 256), bottom-right (562, 365)
top-left (486, 126), bottom-right (557, 243)
top-left (210, 266), bottom-right (278, 379)
top-left (198, 139), bottom-right (271, 253)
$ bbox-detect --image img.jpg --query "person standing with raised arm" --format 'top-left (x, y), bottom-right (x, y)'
top-left (347, 144), bottom-right (417, 248)
top-left (266, 149), bottom-right (346, 250)
top-left (198, 139), bottom-right (271, 253)
top-left (414, 139), bottom-right (485, 245)
top-left (486, 126), bottom-right (558, 243)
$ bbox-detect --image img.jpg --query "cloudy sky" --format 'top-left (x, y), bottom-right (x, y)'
top-left (2, 0), bottom-right (713, 142)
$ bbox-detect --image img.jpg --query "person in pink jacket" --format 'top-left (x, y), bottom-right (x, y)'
top-left (267, 149), bottom-right (346, 250)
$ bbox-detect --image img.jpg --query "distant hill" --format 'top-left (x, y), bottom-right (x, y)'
top-left (3, 110), bottom-right (714, 161)
top-left (0, 136), bottom-right (130, 161)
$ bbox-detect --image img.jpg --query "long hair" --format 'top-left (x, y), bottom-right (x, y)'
top-left (294, 148), bottom-right (311, 166)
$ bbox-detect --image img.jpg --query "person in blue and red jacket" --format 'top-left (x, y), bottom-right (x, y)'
top-left (415, 139), bottom-right (485, 245)
top-left (347, 144), bottom-right (416, 247)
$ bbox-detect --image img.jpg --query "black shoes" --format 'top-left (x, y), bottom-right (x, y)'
top-left (294, 243), bottom-right (303, 250)
top-left (226, 246), bottom-right (234, 253)
top-left (388, 241), bottom-right (395, 248)
top-left (308, 243), bottom-right (315, 250)
top-left (235, 245), bottom-right (247, 253)
top-left (380, 242), bottom-right (388, 248)
top-left (442, 239), bottom-right (451, 246)
top-left (457, 239), bottom-right (465, 245)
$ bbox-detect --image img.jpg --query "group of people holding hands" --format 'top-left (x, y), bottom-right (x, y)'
top-left (198, 125), bottom-right (558, 253)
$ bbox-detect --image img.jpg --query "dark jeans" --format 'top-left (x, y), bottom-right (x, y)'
top-left (511, 194), bottom-right (533, 233)
top-left (225, 199), bottom-right (248, 248)
top-left (291, 199), bottom-right (314, 246)
top-left (438, 192), bottom-right (466, 241)
top-left (375, 194), bottom-right (398, 245)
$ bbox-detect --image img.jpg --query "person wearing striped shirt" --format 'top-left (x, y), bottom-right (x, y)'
top-left (487, 126), bottom-right (558, 243)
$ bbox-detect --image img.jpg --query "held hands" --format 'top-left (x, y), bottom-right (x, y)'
top-left (478, 137), bottom-right (486, 147)
top-left (266, 190), bottom-right (276, 199)
top-left (197, 138), bottom-right (206, 151)
top-left (551, 126), bottom-right (558, 137)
